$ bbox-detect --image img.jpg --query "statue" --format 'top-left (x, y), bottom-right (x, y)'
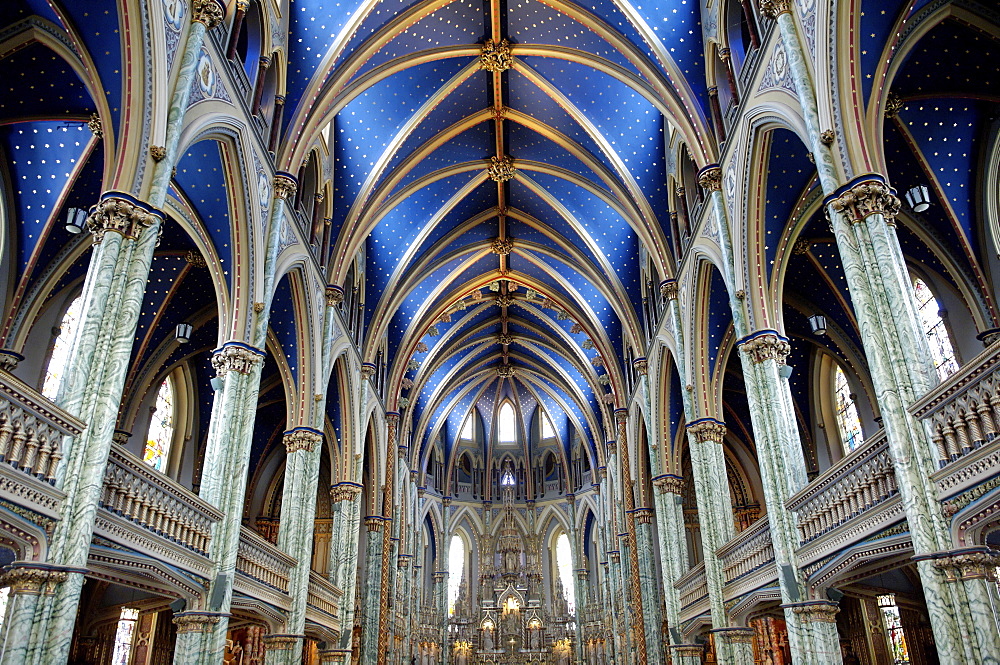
top-left (482, 625), bottom-right (495, 651)
top-left (528, 625), bottom-right (542, 650)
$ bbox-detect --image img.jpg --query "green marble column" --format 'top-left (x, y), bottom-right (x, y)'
top-left (262, 428), bottom-right (324, 665)
top-left (330, 481), bottom-right (364, 654)
top-left (566, 495), bottom-right (586, 665)
top-left (712, 628), bottom-right (755, 665)
top-left (360, 515), bottom-right (387, 663)
top-left (632, 509), bottom-right (663, 665)
top-left (439, 496), bottom-right (452, 665)
top-left (667, 644), bottom-right (704, 665)
top-left (613, 409), bottom-right (648, 665)
top-left (650, 473), bottom-right (687, 647)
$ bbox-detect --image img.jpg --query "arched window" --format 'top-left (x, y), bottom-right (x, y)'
top-left (540, 413), bottom-right (554, 439)
top-left (912, 277), bottom-right (958, 380)
top-left (142, 377), bottom-right (176, 472)
top-left (555, 533), bottom-right (576, 614)
top-left (497, 402), bottom-right (516, 444)
top-left (447, 534), bottom-right (465, 615)
top-left (41, 295), bottom-right (84, 400)
top-left (461, 414), bottom-right (474, 440)
top-left (835, 366), bottom-right (864, 453)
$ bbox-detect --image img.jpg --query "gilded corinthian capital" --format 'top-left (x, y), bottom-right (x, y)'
top-left (697, 165), bottom-right (722, 191)
top-left (211, 342), bottom-right (264, 376)
top-left (686, 418), bottom-right (726, 444)
top-left (758, 0), bottom-right (792, 19)
top-left (828, 177), bottom-right (901, 225)
top-left (283, 427), bottom-right (323, 454)
top-left (88, 194), bottom-right (163, 243)
top-left (192, 0), bottom-right (225, 29)
top-left (738, 330), bottom-right (791, 364)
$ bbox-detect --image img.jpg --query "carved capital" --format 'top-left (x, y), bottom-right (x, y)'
top-left (632, 508), bottom-right (654, 524)
top-left (712, 628), bottom-right (755, 645)
top-left (660, 280), bottom-right (678, 300)
top-left (758, 0), bottom-right (792, 19)
top-left (480, 39), bottom-right (513, 73)
top-left (263, 635), bottom-right (301, 651)
top-left (172, 612), bottom-right (223, 634)
top-left (283, 428), bottom-right (322, 454)
top-left (488, 155), bottom-right (516, 183)
top-left (331, 482), bottom-right (363, 503)
top-left (211, 343), bottom-right (264, 376)
top-left (361, 363), bottom-right (377, 380)
top-left (632, 358), bottom-right (648, 376)
top-left (653, 474), bottom-right (684, 495)
top-left (273, 172), bottom-right (298, 200)
top-left (931, 548), bottom-right (1000, 581)
top-left (1, 566), bottom-right (67, 595)
top-left (149, 145), bottom-right (167, 161)
top-left (0, 350), bottom-right (24, 372)
top-left (697, 166), bottom-right (722, 192)
top-left (365, 516), bottom-right (385, 532)
top-left (112, 430), bottom-right (131, 446)
top-left (781, 600), bottom-right (839, 623)
top-left (191, 0), bottom-right (226, 29)
top-left (88, 194), bottom-right (163, 242)
top-left (828, 177), bottom-right (901, 225)
top-left (491, 237), bottom-right (514, 255)
top-left (686, 418), bottom-right (726, 444)
top-left (738, 330), bottom-right (791, 365)
top-left (669, 645), bottom-right (704, 657)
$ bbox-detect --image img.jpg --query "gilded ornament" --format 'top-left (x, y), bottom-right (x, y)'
top-left (488, 155), bottom-right (516, 183)
top-left (263, 635), bottom-right (299, 651)
top-left (192, 0), bottom-right (225, 29)
top-left (496, 364), bottom-right (515, 378)
top-left (932, 548), bottom-right (1000, 581)
top-left (361, 363), bottom-right (377, 379)
top-left (426, 325), bottom-right (439, 337)
top-left (415, 342), bottom-right (428, 353)
top-left (495, 294), bottom-right (513, 307)
top-left (653, 475), bottom-right (684, 495)
top-left (491, 237), bottom-right (513, 255)
top-left (253, 302), bottom-right (265, 314)
top-left (819, 130), bottom-right (835, 145)
top-left (496, 332), bottom-right (513, 345)
top-left (633, 358), bottom-right (648, 375)
top-left (782, 601), bottom-right (839, 623)
top-left (149, 145), bottom-right (167, 161)
top-left (479, 39), bottom-right (513, 73)
top-left (185, 250), bottom-right (207, 267)
top-left (792, 238), bottom-right (812, 255)
top-left (87, 113), bottom-right (103, 138)
top-left (884, 92), bottom-right (905, 118)
top-left (491, 106), bottom-right (508, 121)
top-left (697, 166), bottom-right (722, 191)
top-left (172, 612), bottom-right (222, 634)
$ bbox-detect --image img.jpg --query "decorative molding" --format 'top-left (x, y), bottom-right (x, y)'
top-left (488, 155), bottom-right (515, 183)
top-left (827, 176), bottom-right (901, 225)
top-left (686, 418), bottom-right (726, 445)
top-left (211, 343), bottom-right (264, 376)
top-left (697, 166), bottom-right (722, 192)
top-left (737, 330), bottom-right (790, 365)
top-left (283, 428), bottom-right (322, 454)
top-left (191, 0), bottom-right (225, 29)
top-left (88, 193), bottom-right (163, 243)
top-left (479, 39), bottom-right (512, 72)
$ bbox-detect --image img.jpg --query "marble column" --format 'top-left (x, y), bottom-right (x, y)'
top-left (566, 494), bottom-right (586, 665)
top-left (633, 508), bottom-right (663, 665)
top-left (438, 497), bottom-right (452, 665)
top-left (263, 428), bottom-right (325, 665)
top-left (651, 473), bottom-right (687, 646)
top-left (0, 565), bottom-right (68, 664)
top-left (780, 602), bottom-right (841, 663)
top-left (712, 628), bottom-right (755, 665)
top-left (330, 482), bottom-right (364, 654)
top-left (361, 515), bottom-right (387, 663)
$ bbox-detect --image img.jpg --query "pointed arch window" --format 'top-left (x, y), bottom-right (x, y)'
top-left (912, 277), bottom-right (958, 380)
top-left (461, 414), bottom-right (474, 440)
top-left (447, 534), bottom-right (465, 615)
top-left (541, 413), bottom-right (554, 439)
top-left (555, 533), bottom-right (576, 614)
top-left (497, 402), bottom-right (516, 444)
top-left (142, 377), bottom-right (176, 473)
top-left (41, 295), bottom-right (84, 400)
top-left (835, 366), bottom-right (864, 453)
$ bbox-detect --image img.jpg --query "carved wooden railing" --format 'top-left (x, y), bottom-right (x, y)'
top-left (910, 342), bottom-right (1000, 468)
top-left (100, 445), bottom-right (222, 556)
top-left (307, 570), bottom-right (342, 619)
top-left (675, 561), bottom-right (708, 612)
top-left (0, 371), bottom-right (83, 484)
top-left (786, 429), bottom-right (897, 544)
top-left (237, 526), bottom-right (294, 593)
top-left (718, 516), bottom-right (774, 588)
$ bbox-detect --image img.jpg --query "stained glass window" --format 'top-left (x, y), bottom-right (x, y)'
top-left (41, 295), bottom-right (83, 400)
top-left (448, 535), bottom-right (464, 615)
top-left (555, 533), bottom-right (576, 614)
top-left (461, 415), bottom-right (474, 440)
top-left (111, 607), bottom-right (140, 665)
top-left (835, 366), bottom-right (864, 452)
top-left (142, 377), bottom-right (175, 472)
top-left (912, 277), bottom-right (958, 380)
top-left (877, 594), bottom-right (911, 664)
top-left (498, 402), bottom-right (516, 444)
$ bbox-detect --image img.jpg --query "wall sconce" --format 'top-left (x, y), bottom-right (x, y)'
top-left (808, 314), bottom-right (827, 336)
top-left (65, 207), bottom-right (88, 234)
top-left (904, 185), bottom-right (931, 212)
top-left (175, 322), bottom-right (194, 343)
